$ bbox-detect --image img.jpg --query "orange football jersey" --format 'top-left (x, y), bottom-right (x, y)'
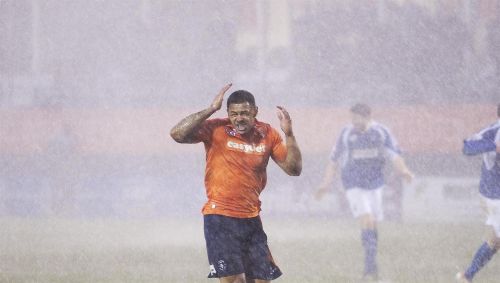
top-left (194, 118), bottom-right (287, 218)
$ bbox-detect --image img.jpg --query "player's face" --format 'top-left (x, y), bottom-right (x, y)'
top-left (227, 102), bottom-right (258, 135)
top-left (351, 113), bottom-right (370, 131)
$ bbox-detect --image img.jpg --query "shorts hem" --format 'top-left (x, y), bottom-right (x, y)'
top-left (208, 272), bottom-right (282, 280)
top-left (247, 271), bottom-right (283, 281)
top-left (207, 271), bottom-right (244, 279)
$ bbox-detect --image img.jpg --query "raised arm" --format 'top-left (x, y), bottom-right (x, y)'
top-left (170, 83), bottom-right (232, 143)
top-left (275, 106), bottom-right (302, 176)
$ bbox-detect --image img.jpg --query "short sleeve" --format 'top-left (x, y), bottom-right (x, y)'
top-left (192, 119), bottom-right (226, 143)
top-left (378, 125), bottom-right (401, 159)
top-left (269, 127), bottom-right (287, 163)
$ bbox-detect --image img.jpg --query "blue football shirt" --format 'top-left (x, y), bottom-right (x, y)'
top-left (463, 120), bottom-right (500, 199)
top-left (330, 121), bottom-right (401, 190)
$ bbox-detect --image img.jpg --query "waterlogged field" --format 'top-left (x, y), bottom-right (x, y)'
top-left (1, 216), bottom-right (499, 283)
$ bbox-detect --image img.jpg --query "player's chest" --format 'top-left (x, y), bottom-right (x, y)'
top-left (347, 131), bottom-right (383, 148)
top-left (211, 135), bottom-right (271, 167)
top-left (347, 131), bottom-right (383, 159)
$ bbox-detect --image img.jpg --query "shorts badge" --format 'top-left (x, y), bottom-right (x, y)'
top-left (217, 260), bottom-right (227, 272)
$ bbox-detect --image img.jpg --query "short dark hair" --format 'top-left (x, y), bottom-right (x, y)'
top-left (227, 90), bottom-right (256, 108)
top-left (350, 103), bottom-right (371, 118)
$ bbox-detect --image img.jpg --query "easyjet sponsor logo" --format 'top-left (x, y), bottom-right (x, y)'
top-left (227, 141), bottom-right (266, 154)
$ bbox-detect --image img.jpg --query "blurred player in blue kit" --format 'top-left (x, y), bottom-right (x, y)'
top-left (315, 103), bottom-right (413, 281)
top-left (456, 103), bottom-right (500, 283)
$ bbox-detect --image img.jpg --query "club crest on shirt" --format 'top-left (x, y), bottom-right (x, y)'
top-left (225, 127), bottom-right (237, 137)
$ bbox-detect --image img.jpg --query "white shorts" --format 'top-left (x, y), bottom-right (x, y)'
top-left (345, 187), bottom-right (384, 221)
top-left (483, 197), bottom-right (500, 237)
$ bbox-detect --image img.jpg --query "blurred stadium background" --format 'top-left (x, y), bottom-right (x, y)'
top-left (0, 0), bottom-right (499, 282)
top-left (1, 0), bottom-right (498, 219)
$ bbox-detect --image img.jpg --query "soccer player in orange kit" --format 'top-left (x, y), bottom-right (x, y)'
top-left (170, 83), bottom-right (302, 283)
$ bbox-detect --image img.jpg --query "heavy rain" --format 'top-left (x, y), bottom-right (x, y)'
top-left (1, 0), bottom-right (499, 282)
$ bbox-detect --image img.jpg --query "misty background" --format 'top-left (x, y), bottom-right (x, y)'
top-left (0, 0), bottom-right (499, 220)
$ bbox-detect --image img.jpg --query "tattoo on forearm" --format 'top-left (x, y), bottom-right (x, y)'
top-left (171, 108), bottom-right (214, 142)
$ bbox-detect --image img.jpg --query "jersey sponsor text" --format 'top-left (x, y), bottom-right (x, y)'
top-left (227, 141), bottom-right (266, 154)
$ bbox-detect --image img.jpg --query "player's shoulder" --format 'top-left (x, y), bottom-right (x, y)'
top-left (254, 120), bottom-right (282, 141)
top-left (477, 120), bottom-right (500, 136)
top-left (370, 121), bottom-right (390, 131)
top-left (200, 119), bottom-right (232, 138)
top-left (255, 119), bottom-right (271, 127)
top-left (207, 117), bottom-right (230, 124)
top-left (255, 120), bottom-right (276, 133)
top-left (370, 121), bottom-right (393, 136)
top-left (488, 120), bottom-right (500, 131)
top-left (335, 125), bottom-right (354, 144)
top-left (341, 124), bottom-right (354, 134)
top-left (205, 118), bottom-right (230, 128)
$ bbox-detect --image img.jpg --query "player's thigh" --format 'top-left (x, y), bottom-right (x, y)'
top-left (243, 218), bottom-right (282, 281)
top-left (217, 273), bottom-right (271, 283)
top-left (345, 188), bottom-right (367, 217)
top-left (483, 197), bottom-right (500, 239)
top-left (345, 188), bottom-right (380, 217)
top-left (218, 273), bottom-right (246, 283)
top-left (242, 278), bottom-right (271, 283)
top-left (204, 215), bottom-right (245, 278)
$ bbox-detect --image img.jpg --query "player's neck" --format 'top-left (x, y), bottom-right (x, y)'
top-left (240, 128), bottom-right (256, 140)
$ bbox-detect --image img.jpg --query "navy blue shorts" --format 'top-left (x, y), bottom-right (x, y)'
top-left (204, 214), bottom-right (282, 280)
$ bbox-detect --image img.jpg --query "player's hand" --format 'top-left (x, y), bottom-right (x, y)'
top-left (314, 186), bottom-right (329, 201)
top-left (276, 106), bottom-right (293, 137)
top-left (210, 83), bottom-right (232, 112)
top-left (400, 170), bottom-right (414, 184)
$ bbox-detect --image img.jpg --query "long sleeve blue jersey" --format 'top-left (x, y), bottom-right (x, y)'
top-left (463, 120), bottom-right (500, 199)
